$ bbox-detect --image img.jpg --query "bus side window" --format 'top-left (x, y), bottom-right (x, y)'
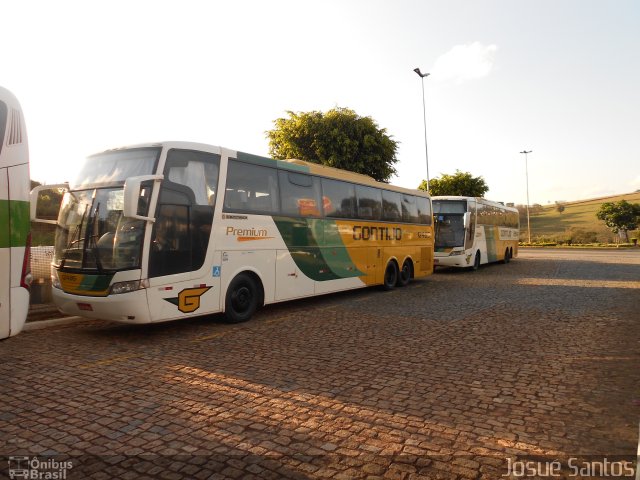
top-left (477, 203), bottom-right (485, 229)
top-left (356, 185), bottom-right (382, 220)
top-left (382, 190), bottom-right (402, 222)
top-left (165, 149), bottom-right (220, 206)
top-left (224, 160), bottom-right (279, 214)
top-left (321, 178), bottom-right (355, 218)
top-left (0, 101), bottom-right (7, 155)
top-left (279, 171), bottom-right (322, 217)
top-left (416, 197), bottom-right (432, 225)
top-left (401, 195), bottom-right (419, 223)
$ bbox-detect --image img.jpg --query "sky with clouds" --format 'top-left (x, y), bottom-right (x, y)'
top-left (2, 0), bottom-right (639, 205)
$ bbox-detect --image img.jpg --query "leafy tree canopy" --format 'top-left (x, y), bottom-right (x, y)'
top-left (418, 170), bottom-right (489, 197)
top-left (596, 200), bottom-right (640, 239)
top-left (266, 107), bottom-right (398, 183)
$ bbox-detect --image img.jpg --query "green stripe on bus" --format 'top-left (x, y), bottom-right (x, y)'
top-left (276, 161), bottom-right (310, 173)
top-left (236, 151), bottom-right (311, 174)
top-left (0, 199), bottom-right (30, 248)
top-left (321, 222), bottom-right (364, 278)
top-left (273, 216), bottom-right (362, 281)
top-left (236, 151), bottom-right (280, 169)
top-left (484, 225), bottom-right (497, 262)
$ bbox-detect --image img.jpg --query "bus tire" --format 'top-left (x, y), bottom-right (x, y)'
top-left (383, 261), bottom-right (399, 290)
top-left (397, 260), bottom-right (412, 287)
top-left (224, 273), bottom-right (260, 323)
top-left (471, 251), bottom-right (481, 271)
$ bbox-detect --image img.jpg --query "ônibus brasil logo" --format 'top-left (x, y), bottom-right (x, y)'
top-left (8, 456), bottom-right (73, 479)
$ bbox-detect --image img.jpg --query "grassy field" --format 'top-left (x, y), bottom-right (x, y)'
top-left (524, 191), bottom-right (640, 243)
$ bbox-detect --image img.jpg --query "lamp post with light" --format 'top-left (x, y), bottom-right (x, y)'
top-left (414, 67), bottom-right (430, 192)
top-left (520, 150), bottom-right (532, 243)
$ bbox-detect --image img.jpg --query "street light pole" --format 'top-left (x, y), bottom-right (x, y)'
top-left (520, 150), bottom-right (533, 243)
top-left (414, 67), bottom-right (430, 192)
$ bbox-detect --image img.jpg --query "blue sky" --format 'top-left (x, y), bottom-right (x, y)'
top-left (2, 0), bottom-right (639, 206)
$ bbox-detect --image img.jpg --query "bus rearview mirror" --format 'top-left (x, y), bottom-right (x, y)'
top-left (123, 175), bottom-right (163, 221)
top-left (30, 183), bottom-right (69, 225)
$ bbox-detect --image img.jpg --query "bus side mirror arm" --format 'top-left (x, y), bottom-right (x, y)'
top-left (29, 183), bottom-right (69, 224)
top-left (123, 175), bottom-right (164, 222)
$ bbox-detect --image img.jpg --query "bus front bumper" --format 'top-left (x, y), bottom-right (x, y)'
top-left (434, 252), bottom-right (471, 268)
top-left (52, 287), bottom-right (152, 323)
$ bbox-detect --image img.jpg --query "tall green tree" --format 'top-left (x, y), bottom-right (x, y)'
top-left (418, 170), bottom-right (489, 197)
top-left (596, 200), bottom-right (640, 242)
top-left (266, 107), bottom-right (398, 182)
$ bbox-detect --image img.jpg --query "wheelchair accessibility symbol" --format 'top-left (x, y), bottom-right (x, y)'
top-left (212, 266), bottom-right (221, 277)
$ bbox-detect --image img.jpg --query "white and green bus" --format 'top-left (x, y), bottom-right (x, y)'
top-left (0, 87), bottom-right (32, 339)
top-left (432, 196), bottom-right (519, 270)
top-left (39, 142), bottom-right (434, 324)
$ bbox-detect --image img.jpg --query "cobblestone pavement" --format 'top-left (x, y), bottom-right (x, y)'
top-left (1, 249), bottom-right (639, 479)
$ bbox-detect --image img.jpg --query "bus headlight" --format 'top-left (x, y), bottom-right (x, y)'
top-left (448, 250), bottom-right (464, 256)
top-left (110, 279), bottom-right (149, 295)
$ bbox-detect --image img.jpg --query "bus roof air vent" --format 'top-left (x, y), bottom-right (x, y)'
top-left (7, 108), bottom-right (23, 145)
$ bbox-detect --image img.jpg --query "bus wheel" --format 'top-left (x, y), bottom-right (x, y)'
top-left (503, 248), bottom-right (511, 264)
top-left (383, 261), bottom-right (399, 290)
top-left (224, 273), bottom-right (259, 323)
top-left (397, 260), bottom-right (412, 287)
top-left (471, 251), bottom-right (481, 271)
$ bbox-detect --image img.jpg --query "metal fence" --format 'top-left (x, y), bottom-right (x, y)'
top-left (30, 222), bottom-right (56, 305)
top-left (30, 246), bottom-right (54, 304)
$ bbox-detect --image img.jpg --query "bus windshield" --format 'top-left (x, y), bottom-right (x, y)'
top-left (434, 200), bottom-right (467, 249)
top-left (53, 147), bottom-right (160, 271)
top-left (54, 186), bottom-right (151, 271)
top-left (71, 147), bottom-right (160, 189)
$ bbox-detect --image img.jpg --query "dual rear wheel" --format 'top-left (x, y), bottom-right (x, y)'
top-left (383, 259), bottom-right (412, 290)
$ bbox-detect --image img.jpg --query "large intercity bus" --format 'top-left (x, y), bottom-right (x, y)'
top-left (432, 196), bottom-right (519, 270)
top-left (39, 142), bottom-right (434, 323)
top-left (0, 87), bottom-right (32, 339)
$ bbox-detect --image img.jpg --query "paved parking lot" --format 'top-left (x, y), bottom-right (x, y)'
top-left (1, 249), bottom-right (639, 479)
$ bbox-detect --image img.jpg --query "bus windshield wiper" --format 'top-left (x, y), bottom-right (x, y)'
top-left (87, 202), bottom-right (104, 274)
top-left (65, 203), bottom-right (88, 250)
top-left (60, 203), bottom-right (88, 268)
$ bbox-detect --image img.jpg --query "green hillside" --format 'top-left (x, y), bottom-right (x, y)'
top-left (523, 191), bottom-right (640, 243)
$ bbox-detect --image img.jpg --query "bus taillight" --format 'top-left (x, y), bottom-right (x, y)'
top-left (20, 232), bottom-right (32, 290)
